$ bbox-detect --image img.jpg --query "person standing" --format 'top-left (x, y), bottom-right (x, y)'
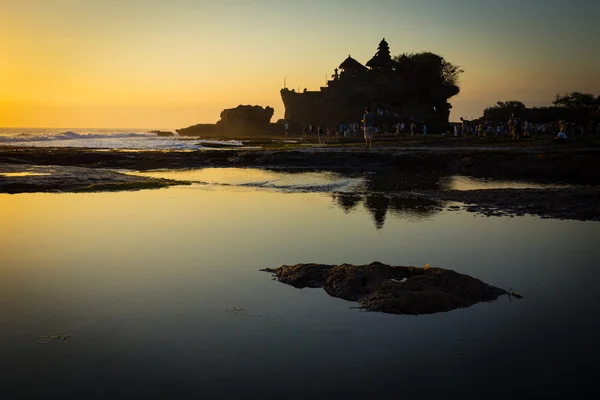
top-left (284, 122), bottom-right (289, 136)
top-left (317, 125), bottom-right (325, 144)
top-left (363, 107), bottom-right (375, 148)
top-left (514, 117), bottom-right (522, 140)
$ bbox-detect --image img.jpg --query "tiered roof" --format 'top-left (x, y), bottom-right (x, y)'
top-left (366, 38), bottom-right (396, 69)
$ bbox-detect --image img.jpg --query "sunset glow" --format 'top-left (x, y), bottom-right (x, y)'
top-left (1, 0), bottom-right (598, 128)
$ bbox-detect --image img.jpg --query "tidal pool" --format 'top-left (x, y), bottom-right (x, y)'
top-left (1, 169), bottom-right (598, 399)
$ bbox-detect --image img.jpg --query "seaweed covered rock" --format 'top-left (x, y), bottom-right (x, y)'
top-left (261, 262), bottom-right (507, 315)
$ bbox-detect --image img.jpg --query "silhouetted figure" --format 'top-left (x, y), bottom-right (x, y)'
top-left (317, 125), bottom-right (325, 144)
top-left (363, 107), bottom-right (375, 147)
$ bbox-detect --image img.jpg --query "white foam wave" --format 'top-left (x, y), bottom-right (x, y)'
top-left (0, 130), bottom-right (156, 143)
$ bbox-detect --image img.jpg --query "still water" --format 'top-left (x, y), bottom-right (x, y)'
top-left (1, 169), bottom-right (598, 399)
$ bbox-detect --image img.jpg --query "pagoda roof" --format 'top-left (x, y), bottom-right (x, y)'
top-left (366, 55), bottom-right (396, 68)
top-left (366, 37), bottom-right (396, 68)
top-left (339, 56), bottom-right (367, 71)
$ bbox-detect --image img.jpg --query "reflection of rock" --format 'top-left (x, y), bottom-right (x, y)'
top-left (388, 197), bottom-right (441, 219)
top-left (261, 262), bottom-right (507, 315)
top-left (333, 194), bottom-right (362, 213)
top-left (364, 195), bottom-right (390, 229)
top-left (330, 172), bottom-right (445, 228)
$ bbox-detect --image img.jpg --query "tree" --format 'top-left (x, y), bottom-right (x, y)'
top-left (392, 52), bottom-right (463, 97)
top-left (553, 92), bottom-right (597, 109)
top-left (492, 101), bottom-right (526, 109)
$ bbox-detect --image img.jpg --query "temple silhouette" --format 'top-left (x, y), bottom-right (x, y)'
top-left (281, 38), bottom-right (455, 129)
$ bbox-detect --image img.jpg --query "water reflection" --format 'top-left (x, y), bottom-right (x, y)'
top-left (131, 167), bottom-right (447, 229)
top-left (333, 171), bottom-right (445, 229)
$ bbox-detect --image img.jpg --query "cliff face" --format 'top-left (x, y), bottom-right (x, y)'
top-left (281, 81), bottom-right (452, 128)
top-left (177, 105), bottom-right (278, 136)
top-left (217, 105), bottom-right (274, 131)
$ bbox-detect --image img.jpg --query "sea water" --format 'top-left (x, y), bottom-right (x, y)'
top-left (0, 128), bottom-right (242, 150)
top-left (1, 169), bottom-right (598, 399)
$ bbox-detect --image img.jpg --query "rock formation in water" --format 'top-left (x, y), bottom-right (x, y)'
top-left (217, 105), bottom-right (274, 131)
top-left (261, 262), bottom-right (507, 315)
top-left (177, 105), bottom-right (277, 136)
top-left (280, 38), bottom-right (461, 132)
top-left (150, 130), bottom-right (175, 137)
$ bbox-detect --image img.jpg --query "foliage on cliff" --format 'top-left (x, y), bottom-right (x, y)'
top-left (393, 52), bottom-right (463, 99)
top-left (553, 92), bottom-right (599, 109)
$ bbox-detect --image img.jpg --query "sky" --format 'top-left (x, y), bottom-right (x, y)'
top-left (1, 0), bottom-right (599, 129)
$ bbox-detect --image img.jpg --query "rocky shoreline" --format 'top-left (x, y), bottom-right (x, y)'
top-left (1, 145), bottom-right (599, 183)
top-left (1, 145), bottom-right (599, 222)
top-left (0, 164), bottom-right (189, 193)
top-left (261, 262), bottom-right (509, 315)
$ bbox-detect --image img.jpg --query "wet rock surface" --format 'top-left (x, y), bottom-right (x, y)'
top-left (440, 187), bottom-right (600, 221)
top-left (0, 164), bottom-right (188, 193)
top-left (1, 146), bottom-right (599, 222)
top-left (2, 146), bottom-right (599, 183)
top-left (261, 262), bottom-right (508, 315)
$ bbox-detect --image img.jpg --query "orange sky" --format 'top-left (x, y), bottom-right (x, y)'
top-left (1, 0), bottom-right (598, 129)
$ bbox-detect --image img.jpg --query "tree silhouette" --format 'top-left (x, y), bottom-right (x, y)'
top-left (392, 52), bottom-right (463, 98)
top-left (493, 101), bottom-right (526, 109)
top-left (553, 92), bottom-right (597, 109)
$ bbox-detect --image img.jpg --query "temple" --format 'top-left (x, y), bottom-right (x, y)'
top-left (280, 39), bottom-right (456, 129)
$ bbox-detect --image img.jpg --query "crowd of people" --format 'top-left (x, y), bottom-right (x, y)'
top-left (285, 110), bottom-right (600, 145)
top-left (451, 116), bottom-right (600, 140)
top-left (297, 117), bottom-right (429, 141)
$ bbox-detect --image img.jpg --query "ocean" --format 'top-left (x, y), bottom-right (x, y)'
top-left (0, 128), bottom-right (242, 150)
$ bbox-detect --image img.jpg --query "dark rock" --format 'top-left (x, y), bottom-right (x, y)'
top-left (150, 130), bottom-right (174, 137)
top-left (260, 263), bottom-right (333, 288)
top-left (217, 105), bottom-right (274, 131)
top-left (262, 262), bottom-right (508, 315)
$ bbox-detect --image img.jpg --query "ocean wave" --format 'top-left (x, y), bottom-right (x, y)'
top-left (0, 131), bottom-right (157, 143)
top-left (197, 139), bottom-right (243, 147)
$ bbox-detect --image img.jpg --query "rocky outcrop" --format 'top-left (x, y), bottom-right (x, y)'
top-left (261, 262), bottom-right (507, 315)
top-left (217, 105), bottom-right (274, 132)
top-left (150, 130), bottom-right (175, 137)
top-left (176, 105), bottom-right (276, 136)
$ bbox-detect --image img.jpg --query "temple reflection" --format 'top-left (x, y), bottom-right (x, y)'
top-left (332, 171), bottom-right (445, 229)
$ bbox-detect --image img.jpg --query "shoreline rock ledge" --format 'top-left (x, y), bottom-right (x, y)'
top-left (260, 262), bottom-right (507, 315)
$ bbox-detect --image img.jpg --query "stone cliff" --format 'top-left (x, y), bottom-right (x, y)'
top-left (281, 39), bottom-right (458, 132)
top-left (217, 105), bottom-right (274, 132)
top-left (177, 105), bottom-right (277, 136)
